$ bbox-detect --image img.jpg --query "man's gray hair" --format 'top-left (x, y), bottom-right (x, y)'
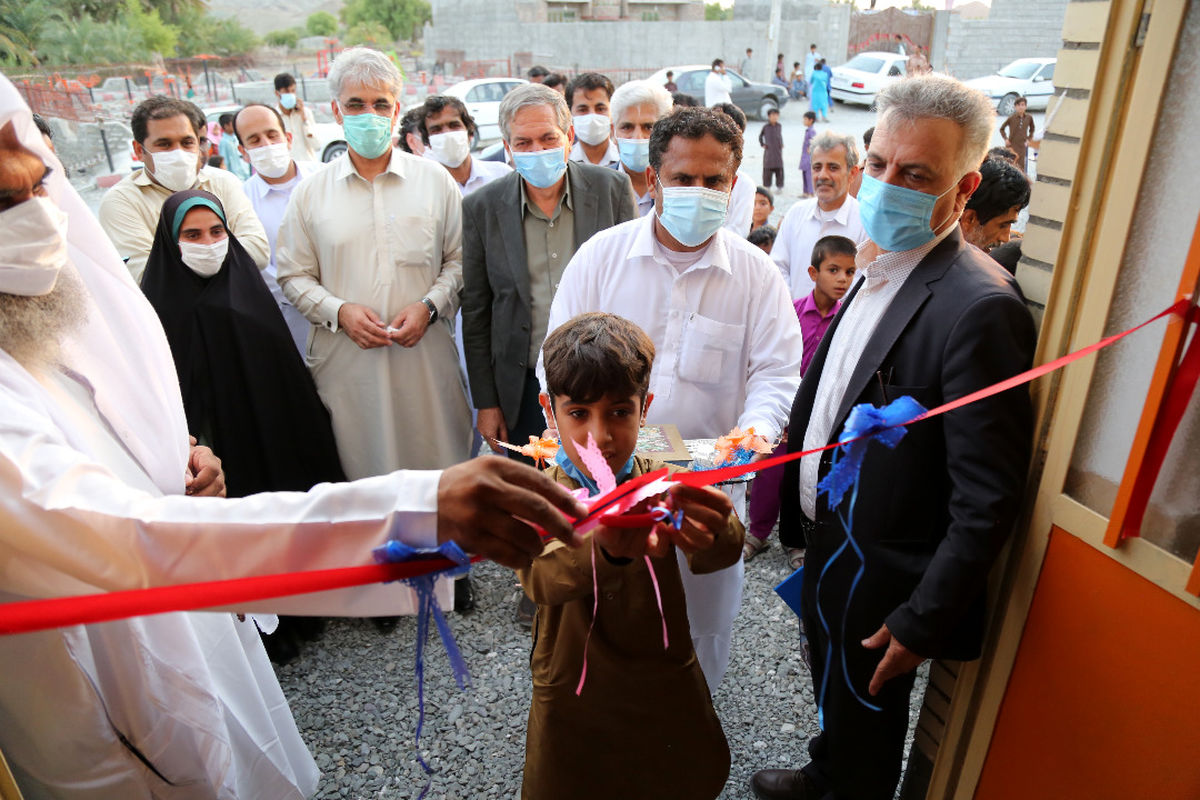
top-left (498, 83), bottom-right (572, 143)
top-left (610, 80), bottom-right (673, 124)
top-left (874, 74), bottom-right (995, 176)
top-left (810, 130), bottom-right (860, 169)
top-left (328, 46), bottom-right (403, 100)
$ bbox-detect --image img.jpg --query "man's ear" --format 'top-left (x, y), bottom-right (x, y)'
top-left (285, 131), bottom-right (293, 148)
top-left (960, 208), bottom-right (979, 234)
top-left (132, 139), bottom-right (145, 162)
top-left (330, 100), bottom-right (341, 125)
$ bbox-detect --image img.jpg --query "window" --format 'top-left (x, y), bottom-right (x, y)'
top-left (1036, 63), bottom-right (1056, 82)
top-left (997, 61), bottom-right (1040, 80)
top-left (843, 55), bottom-right (885, 74)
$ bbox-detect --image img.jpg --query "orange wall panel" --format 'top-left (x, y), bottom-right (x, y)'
top-left (975, 528), bottom-right (1200, 800)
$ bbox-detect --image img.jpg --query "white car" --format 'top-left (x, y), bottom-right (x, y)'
top-left (443, 77), bottom-right (529, 143)
top-left (964, 58), bottom-right (1056, 115)
top-left (830, 51), bottom-right (908, 108)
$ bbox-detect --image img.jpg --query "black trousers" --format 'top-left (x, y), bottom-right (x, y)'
top-left (763, 165), bottom-right (784, 189)
top-left (501, 369), bottom-right (548, 467)
top-left (798, 524), bottom-right (919, 800)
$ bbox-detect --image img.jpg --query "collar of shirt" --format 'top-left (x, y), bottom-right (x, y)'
top-left (857, 221), bottom-right (958, 291)
top-left (794, 291), bottom-right (840, 320)
top-left (334, 145), bottom-right (408, 184)
top-left (627, 211), bottom-right (732, 275)
top-left (519, 168), bottom-right (574, 220)
top-left (569, 139), bottom-right (619, 166)
top-left (243, 159), bottom-right (317, 201)
top-left (801, 194), bottom-right (856, 227)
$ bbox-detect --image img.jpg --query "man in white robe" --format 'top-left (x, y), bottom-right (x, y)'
top-left (0, 76), bottom-right (586, 800)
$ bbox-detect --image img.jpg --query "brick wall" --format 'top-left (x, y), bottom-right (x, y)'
top-left (939, 0), bottom-right (1070, 80)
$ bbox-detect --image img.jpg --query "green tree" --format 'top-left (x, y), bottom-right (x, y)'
top-left (306, 10), bottom-right (337, 37)
top-left (344, 20), bottom-right (390, 47)
top-left (341, 0), bottom-right (429, 42)
top-left (704, 2), bottom-right (732, 21)
top-left (1, 0), bottom-right (60, 65)
top-left (265, 27), bottom-right (301, 48)
top-left (174, 7), bottom-right (257, 56)
top-left (119, 0), bottom-right (178, 55)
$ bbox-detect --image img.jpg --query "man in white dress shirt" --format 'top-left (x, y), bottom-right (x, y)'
top-left (771, 131), bottom-right (866, 300)
top-left (543, 107), bottom-right (805, 688)
top-left (277, 47), bottom-right (472, 481)
top-left (417, 94), bottom-right (512, 196)
top-left (609, 79), bottom-right (673, 217)
top-left (704, 59), bottom-right (733, 106)
top-left (236, 102), bottom-right (323, 354)
top-left (566, 72), bottom-right (621, 169)
top-left (0, 78), bottom-right (587, 800)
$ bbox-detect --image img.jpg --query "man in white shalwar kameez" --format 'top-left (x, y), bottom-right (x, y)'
top-left (276, 48), bottom-right (472, 482)
top-left (0, 74), bottom-right (587, 800)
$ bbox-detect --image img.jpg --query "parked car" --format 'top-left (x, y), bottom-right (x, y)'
top-left (964, 58), bottom-right (1057, 115)
top-left (829, 51), bottom-right (908, 108)
top-left (443, 77), bottom-right (529, 143)
top-left (645, 65), bottom-right (788, 120)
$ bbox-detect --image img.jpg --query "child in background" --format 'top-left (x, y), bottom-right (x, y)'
top-left (799, 111), bottom-right (817, 197)
top-left (999, 95), bottom-right (1035, 174)
top-left (759, 107), bottom-right (784, 190)
top-left (751, 185), bottom-right (774, 232)
top-left (520, 312), bottom-right (743, 800)
top-left (748, 225), bottom-right (777, 255)
top-left (744, 235), bottom-right (857, 564)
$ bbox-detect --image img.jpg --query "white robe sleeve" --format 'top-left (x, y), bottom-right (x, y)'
top-left (0, 382), bottom-right (441, 617)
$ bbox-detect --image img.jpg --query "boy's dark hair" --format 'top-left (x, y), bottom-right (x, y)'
top-left (418, 94), bottom-right (477, 143)
top-left (712, 102), bottom-right (746, 132)
top-left (987, 146), bottom-right (1018, 164)
top-left (528, 65), bottom-right (550, 79)
top-left (967, 158), bottom-right (1031, 223)
top-left (566, 72), bottom-right (615, 106)
top-left (1014, 96), bottom-right (1028, 106)
top-left (810, 234), bottom-right (857, 269)
top-left (32, 113), bottom-right (52, 140)
top-left (863, 125), bottom-right (874, 150)
top-left (131, 96), bottom-right (205, 144)
top-left (543, 313), bottom-right (656, 405)
top-left (671, 91), bottom-right (700, 108)
top-left (207, 154), bottom-right (224, 168)
top-left (543, 73), bottom-right (567, 90)
top-left (803, 111), bottom-right (816, 123)
top-left (793, 61), bottom-right (800, 68)
top-left (747, 225), bottom-right (776, 249)
top-left (649, 107), bottom-right (742, 173)
top-left (218, 113), bottom-right (234, 128)
top-left (767, 107), bottom-right (780, 117)
top-left (755, 185), bottom-right (773, 205)
top-left (666, 70), bottom-right (674, 79)
top-left (397, 107), bottom-right (424, 153)
top-left (232, 103), bottom-right (286, 144)
top-left (274, 73), bottom-right (295, 92)
top-left (711, 59), bottom-right (724, 69)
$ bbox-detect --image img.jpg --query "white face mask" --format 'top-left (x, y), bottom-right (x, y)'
top-left (427, 130), bottom-right (471, 167)
top-left (0, 197), bottom-right (69, 296)
top-left (247, 141), bottom-right (292, 179)
top-left (179, 238), bottom-right (229, 277)
top-left (572, 113), bottom-right (611, 147)
top-left (146, 147), bottom-right (199, 192)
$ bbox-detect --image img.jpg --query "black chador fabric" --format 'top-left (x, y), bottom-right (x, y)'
top-left (141, 189), bottom-right (346, 498)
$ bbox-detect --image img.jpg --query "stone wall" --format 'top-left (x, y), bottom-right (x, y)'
top-left (937, 0), bottom-right (1069, 80)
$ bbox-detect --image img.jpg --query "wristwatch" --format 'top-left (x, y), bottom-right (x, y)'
top-left (421, 297), bottom-right (438, 323)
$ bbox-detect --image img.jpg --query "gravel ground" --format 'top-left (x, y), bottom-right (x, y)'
top-left (276, 539), bottom-right (928, 799)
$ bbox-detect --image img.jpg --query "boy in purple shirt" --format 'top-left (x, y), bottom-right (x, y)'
top-left (799, 111), bottom-right (817, 197)
top-left (744, 235), bottom-right (857, 563)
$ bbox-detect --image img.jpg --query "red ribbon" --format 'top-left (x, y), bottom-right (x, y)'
top-left (0, 299), bottom-right (1191, 636)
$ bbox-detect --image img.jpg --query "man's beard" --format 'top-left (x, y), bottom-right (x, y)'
top-left (0, 265), bottom-right (88, 371)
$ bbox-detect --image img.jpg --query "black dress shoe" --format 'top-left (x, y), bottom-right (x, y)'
top-left (750, 768), bottom-right (820, 800)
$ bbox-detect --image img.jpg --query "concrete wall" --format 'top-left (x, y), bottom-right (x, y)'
top-left (424, 0), bottom-right (850, 81)
top-left (937, 0), bottom-right (1069, 80)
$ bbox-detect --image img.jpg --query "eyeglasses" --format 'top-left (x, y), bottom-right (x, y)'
top-left (341, 100), bottom-right (395, 115)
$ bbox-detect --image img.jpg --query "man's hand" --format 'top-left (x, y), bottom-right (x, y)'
top-left (387, 302), bottom-right (431, 348)
top-left (476, 407), bottom-right (509, 449)
top-left (185, 436), bottom-right (226, 497)
top-left (664, 484), bottom-right (732, 554)
top-left (437, 457), bottom-right (588, 569)
top-left (338, 303), bottom-right (391, 349)
top-left (862, 623), bottom-right (926, 696)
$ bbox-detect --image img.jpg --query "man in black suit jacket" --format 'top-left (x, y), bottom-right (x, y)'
top-left (462, 83), bottom-right (636, 456)
top-left (751, 75), bottom-right (1037, 800)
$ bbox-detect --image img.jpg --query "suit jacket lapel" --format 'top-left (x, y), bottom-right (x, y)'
top-left (569, 163), bottom-right (599, 246)
top-left (498, 173), bottom-right (531, 306)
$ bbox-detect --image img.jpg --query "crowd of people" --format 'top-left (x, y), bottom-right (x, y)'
top-left (1, 42), bottom-right (1039, 800)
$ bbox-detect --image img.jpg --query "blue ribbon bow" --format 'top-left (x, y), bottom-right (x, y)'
top-left (372, 540), bottom-right (473, 798)
top-left (811, 395), bottom-right (926, 728)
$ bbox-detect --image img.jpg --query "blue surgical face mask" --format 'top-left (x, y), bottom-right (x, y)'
top-left (279, 92), bottom-right (297, 110)
top-left (857, 173), bottom-right (960, 252)
top-left (656, 181), bottom-right (730, 247)
top-left (511, 147), bottom-right (567, 188)
top-left (340, 108), bottom-right (394, 159)
top-left (616, 138), bottom-right (650, 173)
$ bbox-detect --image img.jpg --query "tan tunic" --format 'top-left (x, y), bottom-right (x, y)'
top-left (98, 164), bottom-right (269, 283)
top-left (518, 457), bottom-right (742, 800)
top-left (280, 103), bottom-right (320, 162)
top-left (276, 149), bottom-right (471, 478)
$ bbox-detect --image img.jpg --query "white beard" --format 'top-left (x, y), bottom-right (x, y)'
top-left (0, 264), bottom-right (87, 371)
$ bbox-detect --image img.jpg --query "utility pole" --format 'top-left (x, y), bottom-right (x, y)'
top-left (766, 0), bottom-right (783, 83)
